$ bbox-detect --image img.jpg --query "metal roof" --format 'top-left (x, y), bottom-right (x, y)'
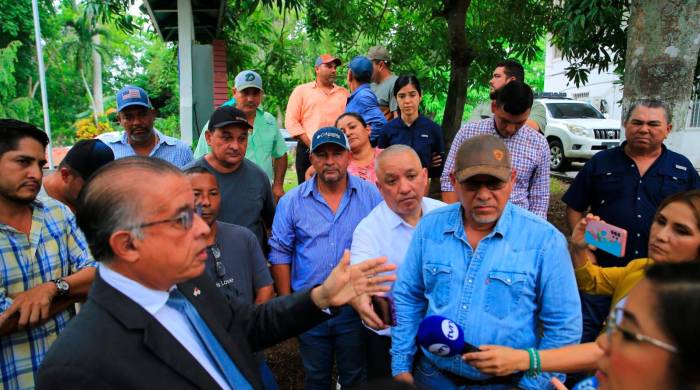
top-left (141, 0), bottom-right (226, 42)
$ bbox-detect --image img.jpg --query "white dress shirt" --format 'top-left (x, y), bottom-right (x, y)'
top-left (350, 197), bottom-right (446, 335)
top-left (99, 265), bottom-right (231, 389)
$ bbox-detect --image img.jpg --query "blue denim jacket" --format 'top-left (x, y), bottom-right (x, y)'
top-left (391, 203), bottom-right (582, 389)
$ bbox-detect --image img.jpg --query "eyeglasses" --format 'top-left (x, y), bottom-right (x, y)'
top-left (133, 206), bottom-right (199, 231)
top-left (461, 177), bottom-right (507, 191)
top-left (606, 307), bottom-right (678, 353)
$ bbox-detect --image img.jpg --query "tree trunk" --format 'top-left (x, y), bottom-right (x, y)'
top-left (92, 34), bottom-right (104, 116)
top-left (80, 68), bottom-right (98, 123)
top-left (622, 1), bottom-right (700, 131)
top-left (440, 0), bottom-right (476, 145)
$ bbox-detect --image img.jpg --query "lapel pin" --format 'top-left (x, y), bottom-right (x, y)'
top-left (193, 287), bottom-right (201, 297)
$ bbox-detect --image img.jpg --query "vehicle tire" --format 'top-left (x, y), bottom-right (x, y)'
top-left (549, 139), bottom-right (570, 171)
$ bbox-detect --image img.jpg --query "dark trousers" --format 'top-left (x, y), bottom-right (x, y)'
top-left (295, 142), bottom-right (311, 185)
top-left (580, 292), bottom-right (611, 343)
top-left (365, 328), bottom-right (392, 380)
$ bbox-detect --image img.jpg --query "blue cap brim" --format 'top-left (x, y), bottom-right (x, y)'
top-left (118, 101), bottom-right (151, 112)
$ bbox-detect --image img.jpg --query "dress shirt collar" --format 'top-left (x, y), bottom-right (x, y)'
top-left (491, 118), bottom-right (528, 139)
top-left (380, 198), bottom-right (437, 230)
top-left (302, 173), bottom-right (361, 198)
top-left (348, 83), bottom-right (371, 99)
top-left (99, 264), bottom-right (171, 315)
top-left (118, 128), bottom-right (175, 146)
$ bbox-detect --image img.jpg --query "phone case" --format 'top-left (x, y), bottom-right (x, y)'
top-left (584, 220), bottom-right (628, 257)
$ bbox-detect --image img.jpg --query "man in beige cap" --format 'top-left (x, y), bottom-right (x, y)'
top-left (391, 134), bottom-right (582, 388)
top-left (367, 46), bottom-right (398, 120)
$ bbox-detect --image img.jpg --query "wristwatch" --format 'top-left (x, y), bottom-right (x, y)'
top-left (52, 278), bottom-right (70, 296)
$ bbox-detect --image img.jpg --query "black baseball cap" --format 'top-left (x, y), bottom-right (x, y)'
top-left (208, 106), bottom-right (253, 131)
top-left (62, 139), bottom-right (115, 180)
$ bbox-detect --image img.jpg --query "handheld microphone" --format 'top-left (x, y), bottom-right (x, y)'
top-left (416, 315), bottom-right (481, 357)
top-left (572, 376), bottom-right (598, 390)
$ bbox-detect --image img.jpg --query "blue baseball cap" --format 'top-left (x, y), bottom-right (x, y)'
top-left (348, 55), bottom-right (373, 80)
top-left (310, 127), bottom-right (350, 153)
top-left (116, 85), bottom-right (151, 112)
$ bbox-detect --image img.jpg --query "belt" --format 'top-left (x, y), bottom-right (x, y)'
top-left (440, 369), bottom-right (522, 387)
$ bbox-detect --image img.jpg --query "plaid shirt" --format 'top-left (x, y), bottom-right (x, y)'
top-left (440, 118), bottom-right (550, 218)
top-left (1, 198), bottom-right (95, 390)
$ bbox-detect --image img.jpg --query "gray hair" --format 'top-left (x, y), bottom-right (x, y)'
top-left (75, 156), bottom-right (184, 262)
top-left (624, 99), bottom-right (672, 123)
top-left (375, 144), bottom-right (422, 177)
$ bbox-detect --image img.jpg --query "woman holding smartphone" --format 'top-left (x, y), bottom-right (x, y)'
top-left (463, 190), bottom-right (700, 377)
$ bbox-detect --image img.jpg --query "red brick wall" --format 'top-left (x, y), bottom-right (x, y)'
top-left (212, 40), bottom-right (229, 108)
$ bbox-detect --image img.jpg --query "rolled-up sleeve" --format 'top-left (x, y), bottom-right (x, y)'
top-left (285, 86), bottom-right (306, 138)
top-left (440, 127), bottom-right (467, 192)
top-left (268, 195), bottom-right (295, 265)
top-left (527, 139), bottom-right (550, 218)
top-left (390, 227), bottom-right (428, 376)
top-left (67, 213), bottom-right (96, 272)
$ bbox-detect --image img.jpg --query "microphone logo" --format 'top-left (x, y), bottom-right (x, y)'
top-left (428, 343), bottom-right (451, 356)
top-left (441, 319), bottom-right (459, 341)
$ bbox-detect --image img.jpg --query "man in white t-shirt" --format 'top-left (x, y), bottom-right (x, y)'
top-left (350, 144), bottom-right (446, 379)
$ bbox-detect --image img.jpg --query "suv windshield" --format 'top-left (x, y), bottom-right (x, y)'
top-left (545, 103), bottom-right (605, 119)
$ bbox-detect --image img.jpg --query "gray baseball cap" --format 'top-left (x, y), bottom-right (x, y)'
top-left (234, 70), bottom-right (263, 91)
top-left (367, 46), bottom-right (391, 62)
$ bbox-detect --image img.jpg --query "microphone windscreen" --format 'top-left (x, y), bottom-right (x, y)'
top-left (416, 315), bottom-right (465, 357)
top-left (572, 376), bottom-right (598, 390)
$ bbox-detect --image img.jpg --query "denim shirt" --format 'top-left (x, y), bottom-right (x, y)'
top-left (391, 203), bottom-right (582, 389)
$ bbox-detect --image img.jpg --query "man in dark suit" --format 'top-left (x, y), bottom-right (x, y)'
top-left (36, 156), bottom-right (394, 390)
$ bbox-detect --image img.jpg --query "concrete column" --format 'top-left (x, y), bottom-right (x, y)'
top-left (177, 0), bottom-right (194, 145)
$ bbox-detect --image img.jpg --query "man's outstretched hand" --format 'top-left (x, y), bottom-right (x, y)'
top-left (311, 250), bottom-right (396, 309)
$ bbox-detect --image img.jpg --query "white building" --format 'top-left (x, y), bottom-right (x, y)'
top-left (543, 37), bottom-right (700, 168)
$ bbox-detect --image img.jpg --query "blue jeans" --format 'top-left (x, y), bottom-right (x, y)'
top-left (297, 305), bottom-right (367, 389)
top-left (414, 357), bottom-right (513, 390)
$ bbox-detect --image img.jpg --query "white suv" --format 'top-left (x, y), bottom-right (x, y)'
top-left (537, 99), bottom-right (622, 171)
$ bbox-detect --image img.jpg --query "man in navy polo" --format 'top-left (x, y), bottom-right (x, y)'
top-left (346, 55), bottom-right (387, 144)
top-left (563, 98), bottom-right (700, 342)
top-left (269, 127), bottom-right (383, 389)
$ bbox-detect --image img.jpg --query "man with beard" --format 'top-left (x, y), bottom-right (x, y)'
top-left (0, 119), bottom-right (96, 389)
top-left (186, 106), bottom-right (275, 254)
top-left (269, 127), bottom-right (383, 389)
top-left (102, 85), bottom-right (193, 168)
top-left (286, 54), bottom-right (349, 184)
top-left (349, 145), bottom-right (446, 379)
top-left (391, 135), bottom-right (581, 389)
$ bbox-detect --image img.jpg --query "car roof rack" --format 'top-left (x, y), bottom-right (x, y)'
top-left (534, 92), bottom-right (570, 99)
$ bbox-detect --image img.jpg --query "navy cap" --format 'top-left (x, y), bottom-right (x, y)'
top-left (348, 56), bottom-right (373, 80)
top-left (62, 139), bottom-right (115, 180)
top-left (208, 105), bottom-right (253, 131)
top-left (310, 127), bottom-right (350, 153)
top-left (116, 85), bottom-right (151, 112)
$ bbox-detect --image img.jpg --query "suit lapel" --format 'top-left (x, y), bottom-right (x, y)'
top-left (179, 275), bottom-right (263, 390)
top-left (91, 273), bottom-right (222, 390)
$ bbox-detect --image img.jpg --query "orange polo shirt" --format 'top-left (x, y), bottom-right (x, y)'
top-left (285, 81), bottom-right (349, 141)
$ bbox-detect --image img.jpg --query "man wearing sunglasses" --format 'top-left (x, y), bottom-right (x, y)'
top-left (391, 135), bottom-right (581, 389)
top-left (36, 156), bottom-right (395, 389)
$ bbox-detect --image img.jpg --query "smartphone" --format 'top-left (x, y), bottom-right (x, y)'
top-left (584, 220), bottom-right (628, 257)
top-left (371, 295), bottom-right (395, 327)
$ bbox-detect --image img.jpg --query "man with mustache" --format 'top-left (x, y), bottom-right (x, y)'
top-left (349, 145), bottom-right (446, 379)
top-left (102, 85), bottom-right (193, 168)
top-left (269, 127), bottom-right (383, 389)
top-left (391, 134), bottom-right (581, 389)
top-left (286, 54), bottom-right (350, 184)
top-left (193, 71), bottom-right (289, 203)
top-left (562, 99), bottom-right (700, 343)
top-left (0, 119), bottom-right (96, 389)
top-left (186, 106), bottom-right (275, 254)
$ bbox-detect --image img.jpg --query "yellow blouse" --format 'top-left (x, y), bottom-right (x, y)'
top-left (575, 258), bottom-right (654, 308)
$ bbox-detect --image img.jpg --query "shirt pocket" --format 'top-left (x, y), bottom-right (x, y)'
top-left (591, 168), bottom-right (626, 206)
top-left (655, 165), bottom-right (690, 202)
top-left (484, 271), bottom-right (527, 320)
top-left (423, 263), bottom-right (452, 308)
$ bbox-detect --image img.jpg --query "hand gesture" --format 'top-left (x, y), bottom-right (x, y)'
top-left (463, 345), bottom-right (529, 376)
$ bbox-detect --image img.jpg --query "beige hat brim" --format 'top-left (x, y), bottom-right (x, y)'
top-left (455, 165), bottom-right (511, 183)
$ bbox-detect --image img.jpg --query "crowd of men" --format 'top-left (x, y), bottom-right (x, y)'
top-left (2, 46), bottom-right (700, 390)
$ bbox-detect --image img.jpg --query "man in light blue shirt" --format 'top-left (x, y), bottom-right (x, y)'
top-left (391, 135), bottom-right (581, 389)
top-left (101, 85), bottom-right (193, 168)
top-left (269, 127), bottom-right (383, 389)
top-left (350, 144), bottom-right (445, 379)
top-left (345, 56), bottom-right (387, 145)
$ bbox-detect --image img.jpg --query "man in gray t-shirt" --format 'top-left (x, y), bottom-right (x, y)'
top-left (368, 46), bottom-right (398, 120)
top-left (184, 105), bottom-right (275, 254)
